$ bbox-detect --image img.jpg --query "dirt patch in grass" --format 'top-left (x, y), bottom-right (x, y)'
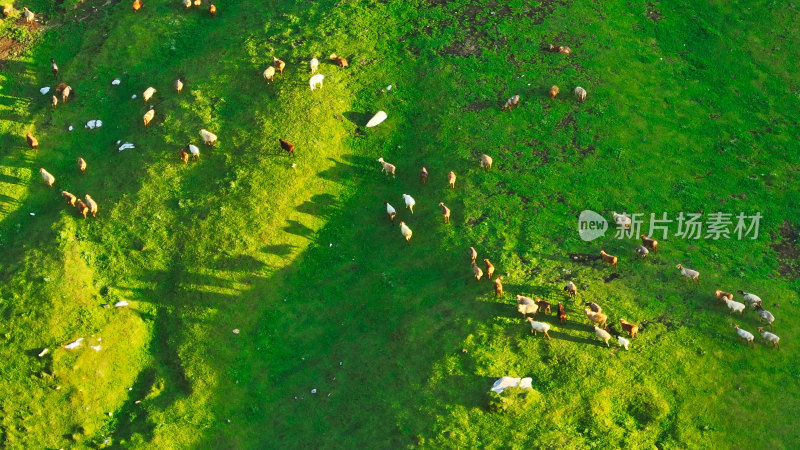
top-left (0, 38), bottom-right (24, 65)
top-left (771, 221), bottom-right (800, 279)
top-left (646, 3), bottom-right (664, 23)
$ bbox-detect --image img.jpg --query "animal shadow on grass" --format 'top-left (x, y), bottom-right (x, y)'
top-left (317, 156), bottom-right (359, 183)
top-left (343, 111), bottom-right (371, 127)
top-left (432, 375), bottom-right (497, 409)
top-left (284, 219), bottom-right (314, 238)
top-left (262, 243), bottom-right (296, 256)
top-left (296, 193), bottom-right (338, 219)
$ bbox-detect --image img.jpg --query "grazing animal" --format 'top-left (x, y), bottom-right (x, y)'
top-left (61, 191), bottom-right (76, 207)
top-left (472, 263), bottom-right (483, 281)
top-left (493, 276), bottom-right (503, 298)
top-left (188, 144), bottom-right (200, 160)
top-left (310, 57), bottom-right (319, 73)
top-left (594, 326), bottom-right (612, 347)
top-left (420, 167), bottom-right (428, 184)
top-left (502, 94), bottom-right (520, 111)
top-left (733, 324), bottom-right (754, 346)
top-left (549, 85), bottom-right (559, 99)
top-left (469, 246), bottom-right (477, 264)
top-left (174, 79), bottom-right (184, 93)
top-left (272, 56), bottom-right (285, 75)
top-left (754, 305), bottom-right (775, 328)
top-left (584, 309), bottom-right (607, 328)
top-left (557, 303), bottom-right (567, 323)
top-left (619, 319), bottom-right (639, 338)
top-left (737, 290), bottom-right (763, 308)
top-left (77, 157), bottom-right (86, 173)
top-left (756, 327), bottom-right (780, 348)
top-left (279, 138), bottom-right (295, 156)
top-left (75, 199), bottom-right (89, 218)
top-left (201, 129), bottom-right (217, 146)
top-left (22, 7), bottom-right (34, 23)
top-left (377, 158), bottom-right (396, 178)
top-left (600, 250), bottom-right (617, 267)
top-left (183, 0), bottom-right (191, 7)
top-left (132, 0), bottom-right (142, 12)
top-left (714, 290), bottom-right (734, 301)
top-left (309, 74), bottom-right (324, 90)
top-left (39, 168), bottom-right (55, 187)
top-left (445, 171), bottom-right (457, 190)
top-left (574, 86), bottom-right (587, 102)
top-left (564, 281), bottom-right (577, 298)
top-left (618, 336), bottom-right (630, 350)
top-left (722, 299), bottom-right (746, 315)
top-left (51, 95), bottom-right (57, 109)
top-left (613, 211), bottom-right (631, 228)
top-left (143, 108), bottom-right (154, 126)
top-left (438, 202), bottom-right (450, 224)
top-left (85, 195), bottom-right (98, 218)
top-left (525, 318), bottom-right (552, 339)
top-left (143, 87), bottom-right (156, 103)
top-left (208, 3), bottom-right (216, 17)
top-left (480, 154), bottom-right (493, 170)
top-left (402, 194), bottom-right (415, 213)
top-left (263, 66), bottom-right (275, 83)
top-left (547, 44), bottom-right (571, 54)
top-left (483, 258), bottom-right (494, 279)
top-left (50, 58), bottom-right (58, 78)
top-left (26, 132), bottom-right (38, 150)
top-left (3, 4), bottom-right (12, 17)
top-left (180, 149), bottom-right (189, 164)
top-left (536, 299), bottom-right (551, 314)
top-left (193, 0), bottom-right (201, 6)
top-left (676, 264), bottom-right (699, 282)
top-left (399, 221), bottom-right (412, 245)
top-left (61, 85), bottom-right (72, 103)
top-left (516, 295), bottom-right (538, 318)
top-left (635, 245), bottom-right (649, 258)
top-left (640, 234), bottom-right (658, 251)
top-left (385, 202), bottom-right (396, 224)
top-left (585, 302), bottom-right (602, 313)
top-left (330, 53), bottom-right (348, 67)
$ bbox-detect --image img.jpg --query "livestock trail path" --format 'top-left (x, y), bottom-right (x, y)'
top-left (1, 0), bottom-right (799, 448)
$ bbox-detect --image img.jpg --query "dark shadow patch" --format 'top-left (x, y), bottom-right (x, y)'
top-left (771, 221), bottom-right (800, 279)
top-left (262, 244), bottom-right (296, 256)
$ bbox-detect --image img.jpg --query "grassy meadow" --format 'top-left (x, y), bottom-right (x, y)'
top-left (1, 0), bottom-right (799, 448)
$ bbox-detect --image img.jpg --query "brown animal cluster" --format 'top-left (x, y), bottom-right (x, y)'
top-left (132, 0), bottom-right (142, 12)
top-left (330, 54), bottom-right (348, 67)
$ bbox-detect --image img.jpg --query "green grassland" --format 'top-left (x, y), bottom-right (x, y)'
top-left (0, 0), bottom-right (799, 448)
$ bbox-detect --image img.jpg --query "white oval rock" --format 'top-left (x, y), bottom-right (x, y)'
top-left (365, 110), bottom-right (387, 128)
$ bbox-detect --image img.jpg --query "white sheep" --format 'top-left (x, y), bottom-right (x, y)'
top-left (40, 168), bottom-right (55, 187)
top-left (676, 264), bottom-right (699, 282)
top-left (755, 305), bottom-right (775, 327)
top-left (612, 211), bottom-right (631, 228)
top-left (143, 86), bottom-right (156, 103)
top-left (263, 66), bottom-right (276, 83)
top-left (309, 74), bottom-right (324, 90)
top-left (310, 57), bottom-right (319, 73)
top-left (402, 194), bottom-right (415, 213)
top-left (738, 290), bottom-right (762, 308)
top-left (516, 295), bottom-right (538, 317)
top-left (757, 327), bottom-right (780, 348)
top-left (188, 144), bottom-right (200, 160)
top-left (22, 7), bottom-right (34, 23)
top-left (617, 335), bottom-right (630, 350)
top-left (722, 299), bottom-right (746, 315)
top-left (733, 324), bottom-right (754, 346)
top-left (399, 221), bottom-right (412, 245)
top-left (200, 129), bottom-right (217, 146)
top-left (377, 157), bottom-right (396, 178)
top-left (594, 326), bottom-right (612, 347)
top-left (574, 86), bottom-right (587, 102)
top-left (480, 154), bottom-right (493, 170)
top-left (385, 202), bottom-right (396, 224)
top-left (183, 0), bottom-right (191, 7)
top-left (525, 318), bottom-right (551, 339)
top-left (174, 79), bottom-right (184, 93)
top-left (64, 338), bottom-right (83, 350)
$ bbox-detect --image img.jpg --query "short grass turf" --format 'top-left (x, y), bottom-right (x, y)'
top-left (0, 0), bottom-right (799, 448)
